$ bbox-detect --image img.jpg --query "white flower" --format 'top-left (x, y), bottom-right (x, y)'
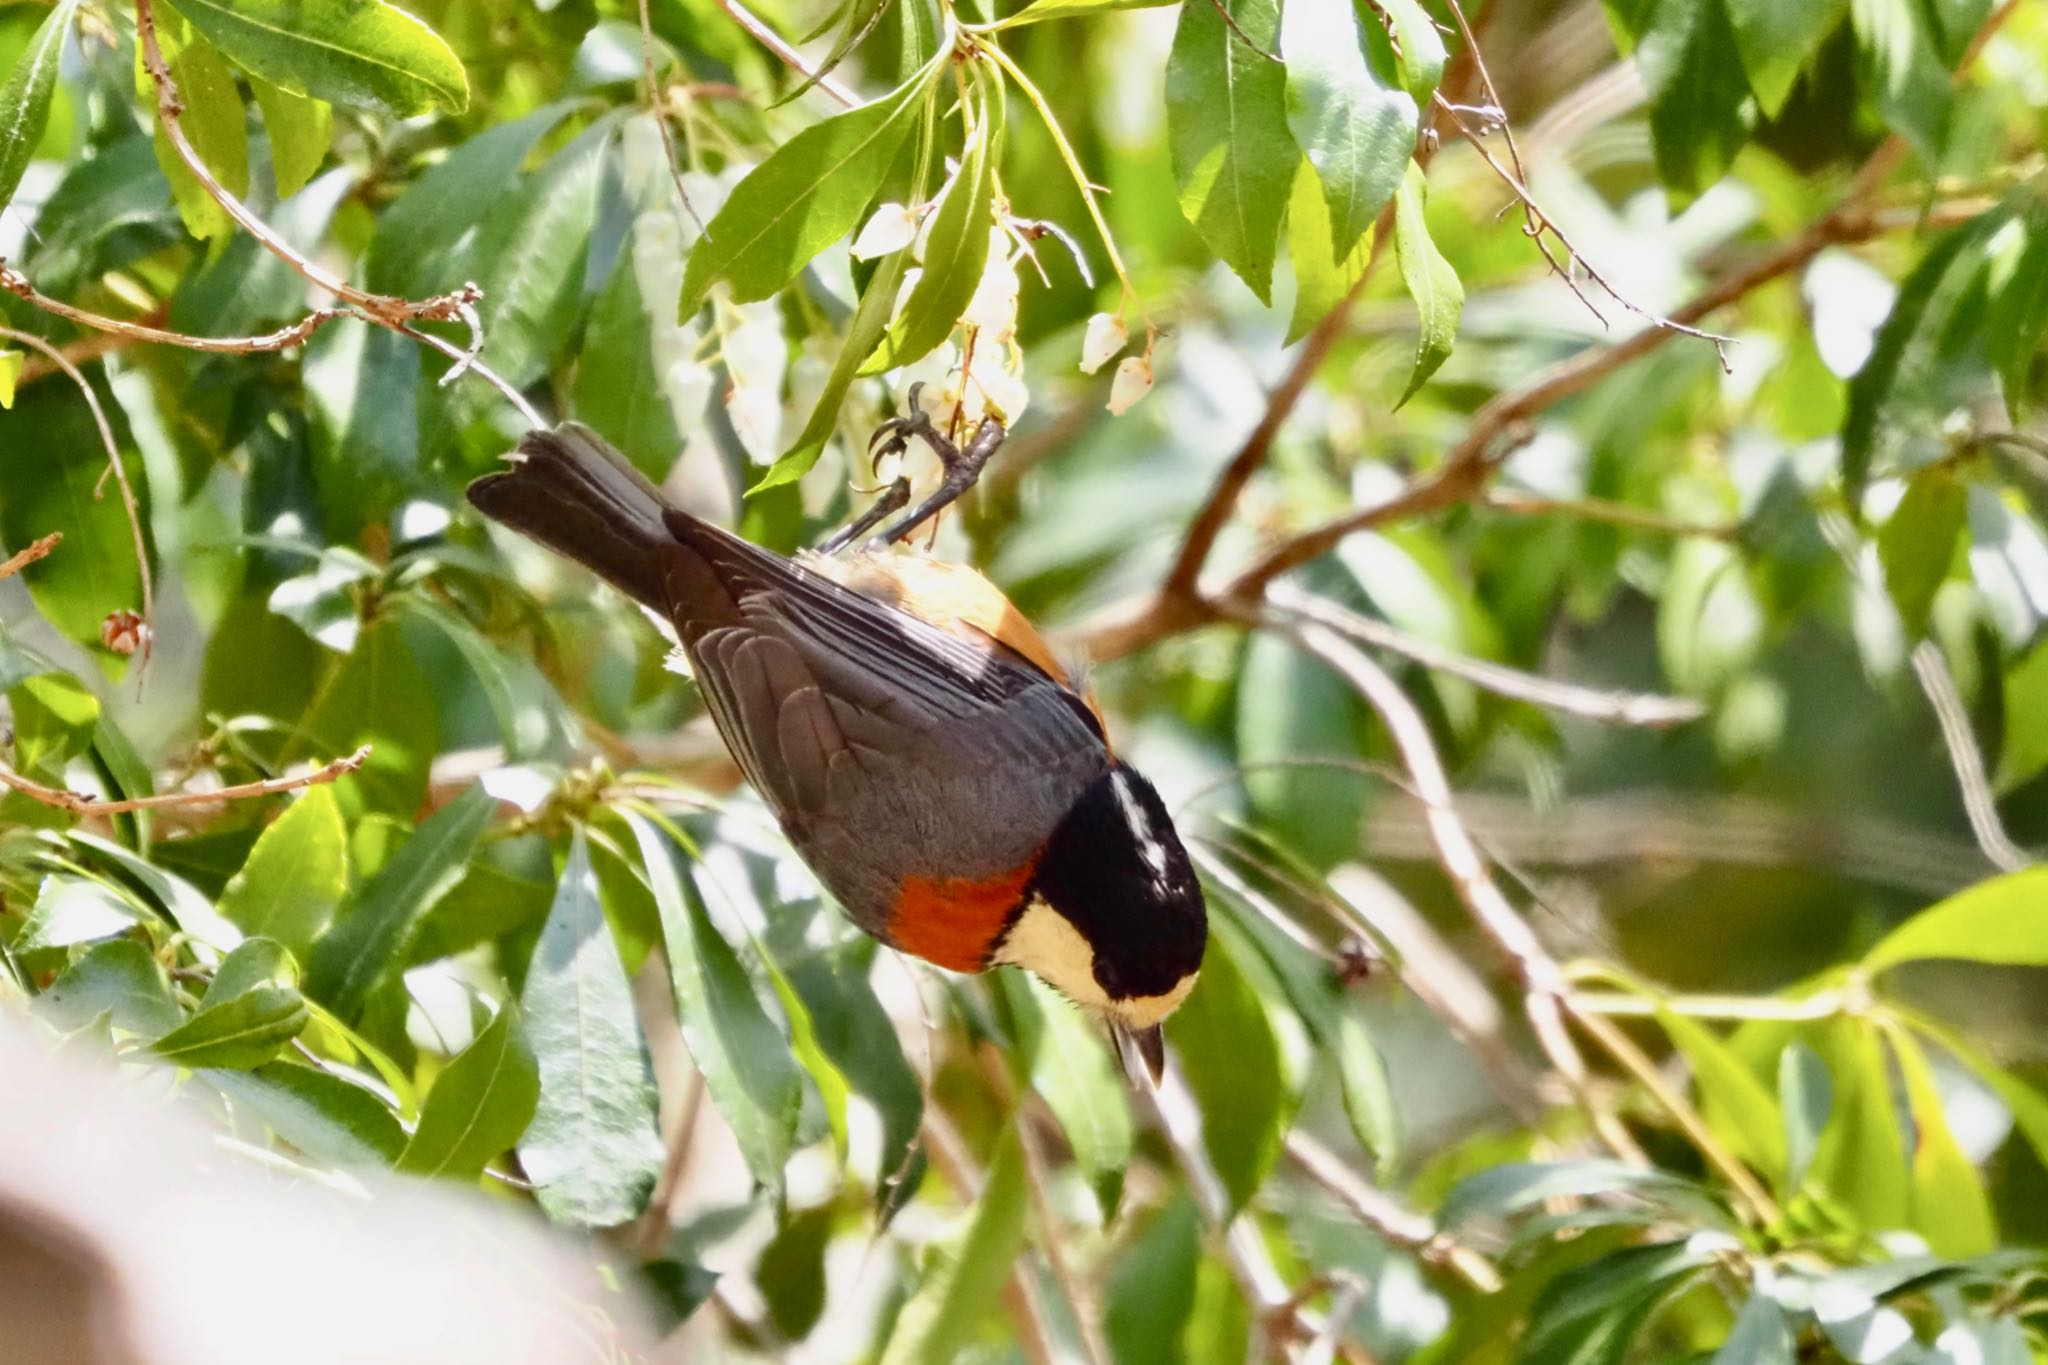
top-left (851, 202), bottom-right (919, 260)
top-left (968, 364), bottom-right (1029, 423)
top-left (1080, 312), bottom-right (1127, 374)
top-left (962, 231), bottom-right (1021, 344)
top-left (1107, 354), bottom-right (1153, 415)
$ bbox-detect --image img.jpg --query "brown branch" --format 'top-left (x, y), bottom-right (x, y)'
top-left (2, 266), bottom-right (352, 355)
top-left (0, 533), bottom-right (62, 581)
top-left (0, 326), bottom-right (155, 668)
top-left (0, 746), bottom-right (370, 815)
top-left (13, 316), bottom-right (156, 387)
top-left (1284, 1131), bottom-right (1501, 1293)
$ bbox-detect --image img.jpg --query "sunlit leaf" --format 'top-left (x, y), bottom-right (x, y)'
top-left (1279, 0), bottom-right (1415, 262)
top-left (1335, 1012), bottom-right (1399, 1169)
top-left (1863, 868), bottom-right (2048, 972)
top-left (153, 983), bottom-right (309, 1069)
top-left (1779, 1039), bottom-right (1832, 1194)
top-left (248, 76), bottom-right (331, 198)
top-left (139, 17), bottom-right (249, 242)
top-left (399, 1001), bottom-right (540, 1182)
top-left (878, 1127), bottom-right (1029, 1365)
top-left (217, 786), bottom-right (348, 959)
top-left (1167, 0), bottom-right (1293, 303)
top-left (1886, 1025), bottom-right (1996, 1256)
top-left (1725, 0), bottom-right (1843, 116)
top-left (0, 0), bottom-right (81, 215)
top-left (1878, 464), bottom-right (1965, 638)
top-left (1285, 158), bottom-right (1371, 345)
top-left (1812, 1018), bottom-right (1909, 1229)
top-left (163, 0), bottom-right (468, 115)
top-left (206, 1061), bottom-right (406, 1168)
top-left (36, 938), bottom-right (180, 1036)
top-left (1392, 158), bottom-right (1463, 407)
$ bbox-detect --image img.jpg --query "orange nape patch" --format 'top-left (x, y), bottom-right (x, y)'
top-left (886, 862), bottom-right (1037, 973)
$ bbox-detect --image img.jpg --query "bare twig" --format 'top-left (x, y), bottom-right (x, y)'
top-left (0, 325), bottom-right (154, 668)
top-left (12, 315), bottom-right (157, 387)
top-left (0, 746), bottom-right (370, 815)
top-left (0, 533), bottom-right (62, 580)
top-left (2, 267), bottom-right (353, 355)
top-left (1284, 1131), bottom-right (1501, 1293)
top-left (716, 0), bottom-right (858, 107)
top-left (133, 0), bottom-right (478, 334)
top-left (1264, 584), bottom-right (1706, 728)
top-left (638, 0), bottom-right (705, 230)
top-left (1911, 640), bottom-right (2032, 871)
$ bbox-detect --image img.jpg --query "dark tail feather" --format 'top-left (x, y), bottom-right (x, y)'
top-left (469, 423), bottom-right (699, 617)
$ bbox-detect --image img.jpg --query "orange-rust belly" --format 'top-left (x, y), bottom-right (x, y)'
top-left (886, 863), bottom-right (1037, 972)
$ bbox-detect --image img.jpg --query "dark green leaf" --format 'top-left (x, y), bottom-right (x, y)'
top-left (1236, 632), bottom-right (1370, 868)
top-left (756, 1206), bottom-right (833, 1340)
top-left (1863, 867), bottom-right (2048, 971)
top-left (1521, 1240), bottom-right (1713, 1365)
top-left (304, 784), bottom-right (496, 1018)
top-left (1279, 0), bottom-right (1415, 262)
top-left (216, 786), bottom-right (348, 958)
top-left (1103, 1195), bottom-right (1201, 1365)
top-left (780, 941), bottom-right (923, 1202)
top-left (206, 1062), bottom-right (406, 1168)
top-left (678, 67), bottom-right (932, 314)
top-left (575, 218), bottom-right (687, 480)
top-left (1878, 464), bottom-right (1965, 637)
top-left (1726, 0), bottom-right (1844, 116)
top-left (1391, 158), bottom-right (1462, 406)
top-left (1840, 210), bottom-right (2001, 499)
top-left (628, 812), bottom-right (801, 1192)
top-left (162, 0), bottom-right (468, 115)
top-left (1167, 0), bottom-right (1294, 303)
top-left (399, 1001), bottom-right (541, 1182)
top-left (1632, 0), bottom-right (1755, 199)
top-left (1850, 0), bottom-right (1950, 167)
top-left (1987, 201), bottom-right (2048, 418)
top-left (0, 0), bottom-right (81, 215)
top-left (870, 71), bottom-right (1000, 371)
top-left (1167, 931), bottom-right (1286, 1212)
top-left (1377, 0), bottom-right (1446, 101)
top-left (472, 118), bottom-right (615, 388)
top-left (152, 984), bottom-right (309, 1069)
top-left (517, 831), bottom-right (663, 1227)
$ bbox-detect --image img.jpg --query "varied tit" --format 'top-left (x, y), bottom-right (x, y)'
top-left (468, 425), bottom-right (1206, 1077)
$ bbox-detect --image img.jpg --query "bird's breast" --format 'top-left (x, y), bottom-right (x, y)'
top-left (884, 859), bottom-right (1039, 972)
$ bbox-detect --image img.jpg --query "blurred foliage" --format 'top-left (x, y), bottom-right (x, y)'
top-left (5, 0), bottom-right (2048, 1359)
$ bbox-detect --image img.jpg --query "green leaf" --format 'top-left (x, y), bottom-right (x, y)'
top-left (153, 984), bottom-right (309, 1069)
top-left (1841, 210), bottom-right (2002, 500)
top-left (1236, 632), bottom-right (1370, 868)
top-left (1635, 0), bottom-right (1755, 200)
top-left (1986, 201), bottom-right (2048, 419)
top-left (399, 1001), bottom-right (541, 1182)
top-left (1901, 1010), bottom-right (2048, 1174)
top-left (1279, 0), bottom-right (1415, 263)
top-left (760, 247), bottom-right (912, 490)
top-left (878, 1127), bottom-right (1030, 1365)
top-left (1712, 1291), bottom-right (1796, 1365)
top-left (248, 76), bottom-right (331, 198)
top-left (207, 935), bottom-right (296, 1002)
top-left (1660, 1009), bottom-right (1785, 1186)
top-left (8, 672), bottom-right (98, 780)
top-left (1778, 1039), bottom-right (1831, 1194)
top-left (1168, 931), bottom-right (1286, 1212)
top-left (1878, 464), bottom-right (1965, 637)
top-left (780, 941), bottom-right (924, 1202)
top-left (1103, 1195), bottom-right (1202, 1365)
top-left (0, 350), bottom-right (20, 408)
top-left (869, 71), bottom-right (1001, 371)
top-left (1377, 0), bottom-right (1446, 101)
top-left (161, 0), bottom-right (468, 115)
top-left (1391, 158), bottom-right (1463, 407)
top-left (36, 938), bottom-right (181, 1036)
top-left (997, 0), bottom-right (1176, 24)
top-left (627, 812), bottom-right (801, 1193)
top-left (1335, 1012), bottom-right (1399, 1168)
top-left (1997, 638), bottom-right (2048, 791)
top-left (518, 830), bottom-right (664, 1227)
top-left (575, 222), bottom-right (686, 481)
top-left (1811, 1018), bottom-right (1909, 1229)
top-left (1863, 867), bottom-right (2048, 972)
top-left (1726, 0), bottom-right (1843, 116)
top-left (16, 874), bottom-right (146, 952)
top-left (1166, 0), bottom-right (1294, 303)
top-left (1850, 0), bottom-right (1950, 168)
top-left (0, 0), bottom-right (80, 215)
top-left (205, 1062), bottom-right (406, 1168)
top-left (678, 66), bottom-right (933, 314)
top-left (1521, 1240), bottom-right (1713, 1365)
top-left (1284, 157), bottom-right (1371, 345)
top-left (0, 378), bottom-right (149, 653)
top-left (1886, 1025), bottom-right (1996, 1256)
top-left (140, 18), bottom-right (249, 242)
top-left (292, 618), bottom-right (439, 817)
top-left (1441, 1160), bottom-right (1724, 1228)
top-left (756, 1206), bottom-right (833, 1340)
top-left (1010, 974), bottom-right (1133, 1218)
top-left (217, 786), bottom-right (348, 959)
top-left (304, 784), bottom-right (496, 1019)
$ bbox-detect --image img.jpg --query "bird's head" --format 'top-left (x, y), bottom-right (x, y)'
top-left (993, 763), bottom-right (1206, 1080)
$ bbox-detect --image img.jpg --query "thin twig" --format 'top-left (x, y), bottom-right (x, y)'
top-left (716, 0), bottom-right (858, 107)
top-left (1264, 584), bottom-right (1706, 728)
top-left (0, 746), bottom-right (370, 815)
top-left (12, 315), bottom-right (157, 387)
top-left (2, 267), bottom-right (353, 355)
top-left (638, 0), bottom-right (705, 230)
top-left (0, 533), bottom-right (62, 580)
top-left (0, 325), bottom-right (154, 669)
top-left (1911, 640), bottom-right (2032, 871)
top-left (1480, 491), bottom-right (1738, 540)
top-left (1284, 1131), bottom-right (1501, 1293)
top-left (132, 0), bottom-right (478, 333)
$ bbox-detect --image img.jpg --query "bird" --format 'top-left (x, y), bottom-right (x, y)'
top-left (467, 423), bottom-right (1206, 1078)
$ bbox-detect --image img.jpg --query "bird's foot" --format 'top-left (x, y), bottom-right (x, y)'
top-left (821, 384), bottom-right (1007, 552)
